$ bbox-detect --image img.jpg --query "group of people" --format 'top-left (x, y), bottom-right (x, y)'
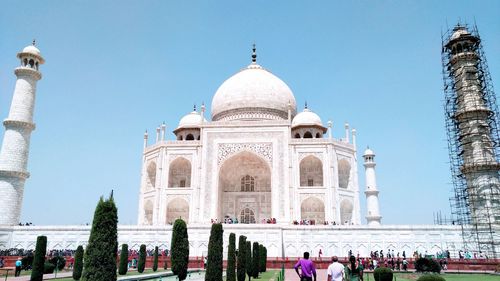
top-left (294, 252), bottom-right (364, 281)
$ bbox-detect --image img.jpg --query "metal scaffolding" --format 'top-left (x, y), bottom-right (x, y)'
top-left (441, 23), bottom-right (500, 259)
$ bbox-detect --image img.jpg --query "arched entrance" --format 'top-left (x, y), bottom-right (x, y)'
top-left (218, 151), bottom-right (271, 223)
top-left (301, 197), bottom-right (325, 224)
top-left (166, 198), bottom-right (189, 224)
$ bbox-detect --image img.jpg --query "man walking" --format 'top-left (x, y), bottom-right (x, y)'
top-left (15, 258), bottom-right (22, 277)
top-left (294, 252), bottom-right (317, 281)
top-left (327, 256), bottom-right (344, 281)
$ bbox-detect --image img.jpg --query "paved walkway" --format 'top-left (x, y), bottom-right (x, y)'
top-left (2, 271), bottom-right (73, 280)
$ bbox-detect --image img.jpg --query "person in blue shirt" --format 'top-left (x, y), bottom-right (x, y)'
top-left (15, 258), bottom-right (22, 276)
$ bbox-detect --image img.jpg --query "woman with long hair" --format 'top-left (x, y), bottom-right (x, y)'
top-left (344, 255), bottom-right (363, 281)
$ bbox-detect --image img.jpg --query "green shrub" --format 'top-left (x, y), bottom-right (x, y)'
top-left (416, 274), bottom-right (446, 281)
top-left (153, 246), bottom-right (159, 272)
top-left (374, 267), bottom-right (393, 281)
top-left (49, 256), bottom-right (66, 271)
top-left (31, 235), bottom-right (47, 281)
top-left (21, 254), bottom-right (33, 270)
top-left (415, 258), bottom-right (441, 273)
top-left (73, 246), bottom-right (84, 280)
top-left (82, 194), bottom-right (118, 281)
top-left (245, 241), bottom-right (252, 281)
top-left (227, 233), bottom-right (236, 281)
top-left (119, 244), bottom-right (129, 275)
top-left (43, 262), bottom-right (55, 274)
top-left (138, 244), bottom-right (146, 273)
top-left (252, 242), bottom-right (260, 278)
top-left (171, 219), bottom-right (189, 281)
top-left (205, 223), bottom-right (224, 281)
top-left (237, 235), bottom-right (247, 281)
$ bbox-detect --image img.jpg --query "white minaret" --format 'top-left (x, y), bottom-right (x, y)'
top-left (363, 147), bottom-right (382, 226)
top-left (0, 42), bottom-right (44, 225)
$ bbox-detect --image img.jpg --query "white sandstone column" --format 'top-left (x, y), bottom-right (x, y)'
top-left (0, 43), bottom-right (44, 225)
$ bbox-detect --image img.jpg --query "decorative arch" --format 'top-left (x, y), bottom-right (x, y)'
top-left (144, 200), bottom-right (154, 225)
top-left (294, 133), bottom-right (301, 139)
top-left (168, 157), bottom-right (191, 187)
top-left (239, 207), bottom-right (256, 224)
top-left (338, 159), bottom-right (351, 189)
top-left (218, 151), bottom-right (271, 222)
top-left (303, 131), bottom-right (313, 138)
top-left (146, 161), bottom-right (157, 189)
top-left (340, 199), bottom-right (353, 224)
top-left (186, 134), bottom-right (194, 141)
top-left (166, 198), bottom-right (189, 224)
top-left (300, 155), bottom-right (323, 186)
top-left (300, 197), bottom-right (325, 224)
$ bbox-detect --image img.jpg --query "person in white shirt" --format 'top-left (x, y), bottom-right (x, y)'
top-left (327, 256), bottom-right (344, 281)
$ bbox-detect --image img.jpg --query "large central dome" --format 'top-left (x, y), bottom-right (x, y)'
top-left (211, 62), bottom-right (297, 121)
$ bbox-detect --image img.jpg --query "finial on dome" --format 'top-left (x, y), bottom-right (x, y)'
top-left (32, 39), bottom-right (36, 46)
top-left (305, 101), bottom-right (308, 109)
top-left (193, 104), bottom-right (197, 112)
top-left (252, 43), bottom-right (257, 63)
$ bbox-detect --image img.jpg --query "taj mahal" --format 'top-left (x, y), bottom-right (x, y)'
top-left (137, 46), bottom-right (379, 228)
top-left (3, 31), bottom-right (499, 258)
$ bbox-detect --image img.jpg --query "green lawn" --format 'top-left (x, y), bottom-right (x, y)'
top-left (364, 272), bottom-right (500, 281)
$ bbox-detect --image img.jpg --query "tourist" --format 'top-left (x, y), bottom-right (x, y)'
top-left (294, 252), bottom-right (317, 281)
top-left (327, 256), bottom-right (344, 281)
top-left (15, 258), bottom-right (22, 277)
top-left (0, 257), bottom-right (4, 268)
top-left (344, 255), bottom-right (363, 281)
top-left (402, 258), bottom-right (408, 271)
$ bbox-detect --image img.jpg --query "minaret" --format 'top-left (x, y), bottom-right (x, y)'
top-left (0, 42), bottom-right (44, 225)
top-left (443, 25), bottom-right (500, 226)
top-left (363, 147), bottom-right (382, 226)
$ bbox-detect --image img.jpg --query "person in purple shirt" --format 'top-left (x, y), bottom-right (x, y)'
top-left (294, 252), bottom-right (317, 281)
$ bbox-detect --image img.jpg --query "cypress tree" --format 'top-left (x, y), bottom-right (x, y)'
top-left (262, 247), bottom-right (267, 272)
top-left (82, 194), bottom-right (118, 281)
top-left (30, 235), bottom-right (47, 281)
top-left (73, 245), bottom-right (84, 280)
top-left (153, 246), bottom-right (159, 272)
top-left (252, 242), bottom-right (259, 278)
top-left (259, 244), bottom-right (266, 273)
top-left (245, 241), bottom-right (252, 281)
top-left (171, 219), bottom-right (189, 280)
top-left (118, 244), bottom-right (129, 275)
top-left (138, 244), bottom-right (146, 273)
top-left (236, 236), bottom-right (246, 281)
top-left (205, 223), bottom-right (223, 281)
top-left (226, 233), bottom-right (236, 281)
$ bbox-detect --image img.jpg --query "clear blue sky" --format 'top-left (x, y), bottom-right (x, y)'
top-left (0, 1), bottom-right (499, 225)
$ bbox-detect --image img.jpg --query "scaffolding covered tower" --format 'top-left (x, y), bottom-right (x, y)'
top-left (442, 23), bottom-right (500, 258)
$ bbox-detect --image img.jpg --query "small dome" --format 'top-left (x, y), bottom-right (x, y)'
top-left (292, 108), bottom-right (323, 128)
top-left (22, 45), bottom-right (41, 56)
top-left (211, 63), bottom-right (297, 121)
top-left (363, 147), bottom-right (375, 156)
top-left (177, 111), bottom-right (206, 129)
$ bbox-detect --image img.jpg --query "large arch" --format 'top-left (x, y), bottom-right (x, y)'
top-left (146, 162), bottom-right (156, 189)
top-left (168, 157), bottom-right (192, 187)
top-left (166, 198), bottom-right (189, 224)
top-left (338, 159), bottom-right (351, 189)
top-left (300, 197), bottom-right (325, 224)
top-left (340, 199), bottom-right (353, 224)
top-left (300, 155), bottom-right (323, 186)
top-left (143, 200), bottom-right (154, 225)
top-left (218, 151), bottom-right (271, 223)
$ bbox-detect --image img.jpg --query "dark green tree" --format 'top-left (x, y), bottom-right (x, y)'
top-left (72, 246), bottom-right (84, 280)
top-left (153, 246), bottom-right (159, 272)
top-left (258, 244), bottom-right (265, 273)
top-left (252, 242), bottom-right (260, 278)
top-left (262, 246), bottom-right (267, 272)
top-left (245, 241), bottom-right (252, 281)
top-left (30, 235), bottom-right (47, 281)
top-left (205, 223), bottom-right (223, 281)
top-left (138, 244), bottom-right (146, 273)
top-left (236, 236), bottom-right (247, 281)
top-left (118, 244), bottom-right (129, 275)
top-left (82, 193), bottom-right (118, 281)
top-left (226, 233), bottom-right (236, 281)
top-left (171, 219), bottom-right (189, 280)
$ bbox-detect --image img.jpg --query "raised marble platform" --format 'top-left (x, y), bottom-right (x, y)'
top-left (0, 224), bottom-right (465, 258)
